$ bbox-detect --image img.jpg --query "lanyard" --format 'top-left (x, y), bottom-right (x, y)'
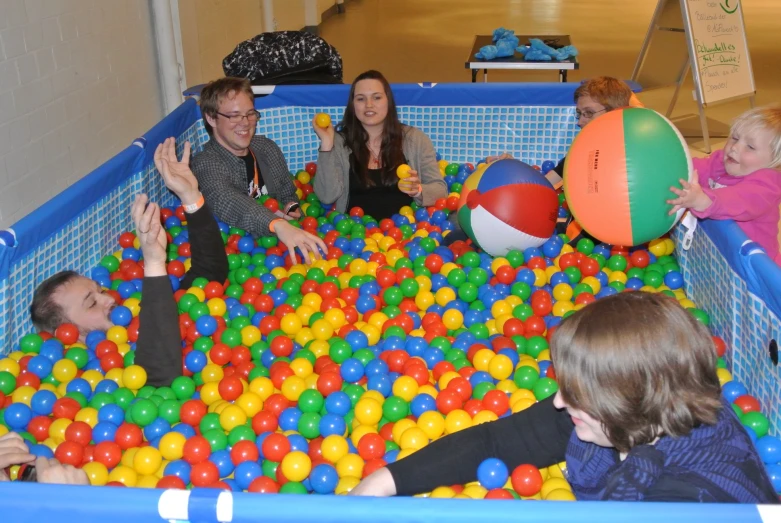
top-left (249, 150), bottom-right (260, 191)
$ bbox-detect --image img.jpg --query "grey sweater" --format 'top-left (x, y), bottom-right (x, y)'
top-left (191, 135), bottom-right (299, 238)
top-left (314, 126), bottom-right (448, 213)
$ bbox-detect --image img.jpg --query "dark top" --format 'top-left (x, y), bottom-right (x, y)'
top-left (347, 164), bottom-right (413, 221)
top-left (387, 397), bottom-right (779, 503)
top-left (134, 203), bottom-right (228, 387)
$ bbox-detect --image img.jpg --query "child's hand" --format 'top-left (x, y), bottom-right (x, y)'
top-left (667, 175), bottom-right (712, 215)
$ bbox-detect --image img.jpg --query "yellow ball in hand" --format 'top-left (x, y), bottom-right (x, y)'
top-left (396, 164), bottom-right (412, 179)
top-left (315, 113), bottom-right (331, 128)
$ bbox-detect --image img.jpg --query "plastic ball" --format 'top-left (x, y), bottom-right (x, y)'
top-left (477, 458), bottom-right (509, 490)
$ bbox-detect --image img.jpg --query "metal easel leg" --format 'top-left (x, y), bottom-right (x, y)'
top-left (666, 60), bottom-right (690, 118)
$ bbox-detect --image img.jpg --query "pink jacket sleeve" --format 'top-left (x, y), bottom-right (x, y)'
top-left (693, 171), bottom-right (781, 222)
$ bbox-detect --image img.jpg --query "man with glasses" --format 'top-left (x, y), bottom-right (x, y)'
top-left (192, 77), bottom-right (327, 265)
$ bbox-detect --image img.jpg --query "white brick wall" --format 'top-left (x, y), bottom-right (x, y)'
top-left (0, 0), bottom-right (163, 229)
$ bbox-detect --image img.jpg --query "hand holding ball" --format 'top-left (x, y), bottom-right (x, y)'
top-left (396, 164), bottom-right (419, 195)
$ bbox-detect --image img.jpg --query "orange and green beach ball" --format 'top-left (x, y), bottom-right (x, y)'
top-left (563, 107), bottom-right (693, 246)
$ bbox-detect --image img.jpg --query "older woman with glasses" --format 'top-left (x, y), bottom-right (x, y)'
top-left (192, 77), bottom-right (327, 265)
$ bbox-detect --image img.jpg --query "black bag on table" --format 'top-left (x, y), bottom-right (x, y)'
top-left (223, 31), bottom-right (343, 85)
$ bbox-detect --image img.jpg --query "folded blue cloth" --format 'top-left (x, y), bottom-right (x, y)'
top-left (492, 27), bottom-right (515, 42)
top-left (517, 38), bottom-right (579, 61)
top-left (476, 29), bottom-right (521, 60)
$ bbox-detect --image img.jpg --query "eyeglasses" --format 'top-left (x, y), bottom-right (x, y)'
top-left (215, 110), bottom-right (261, 124)
top-left (575, 108), bottom-right (607, 120)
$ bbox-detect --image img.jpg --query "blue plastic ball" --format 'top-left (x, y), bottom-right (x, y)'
top-left (477, 457), bottom-right (509, 490)
top-left (310, 463), bottom-right (339, 494)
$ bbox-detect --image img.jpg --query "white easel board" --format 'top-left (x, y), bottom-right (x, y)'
top-left (681, 0), bottom-right (756, 106)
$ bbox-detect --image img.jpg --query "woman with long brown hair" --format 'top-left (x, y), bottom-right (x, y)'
top-left (312, 70), bottom-right (447, 220)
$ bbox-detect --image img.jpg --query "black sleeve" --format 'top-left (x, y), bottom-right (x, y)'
top-left (386, 396), bottom-right (574, 496)
top-left (135, 276), bottom-right (182, 387)
top-left (553, 156), bottom-right (566, 177)
top-left (179, 203), bottom-right (229, 290)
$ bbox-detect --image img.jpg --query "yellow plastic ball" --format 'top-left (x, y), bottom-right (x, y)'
top-left (335, 475), bottom-right (361, 495)
top-left (240, 325), bottom-right (262, 346)
top-left (488, 354), bottom-right (514, 380)
top-left (219, 404), bottom-right (248, 431)
top-left (462, 484), bottom-right (488, 499)
top-left (49, 418), bottom-right (71, 440)
top-left (392, 376), bottom-right (419, 402)
top-left (336, 453), bottom-right (365, 478)
top-left (159, 432), bottom-right (187, 461)
top-left (133, 446), bottom-right (163, 476)
top-left (200, 363), bottom-right (224, 384)
top-left (444, 409), bottom-right (472, 435)
top-left (199, 382), bottom-right (222, 406)
top-left (52, 359), bottom-right (78, 383)
top-left (136, 474), bottom-right (161, 489)
top-left (472, 348), bottom-right (495, 372)
top-left (717, 368), bottom-right (733, 386)
top-left (415, 291), bottom-right (435, 311)
top-left (206, 298), bottom-right (227, 316)
top-left (417, 411), bottom-right (445, 440)
top-left (280, 451), bottom-right (312, 482)
top-left (648, 238), bottom-right (667, 257)
top-left (280, 375), bottom-right (307, 402)
top-left (541, 477), bottom-right (573, 498)
top-left (511, 397), bottom-right (537, 413)
top-left (321, 435), bottom-right (350, 463)
top-left (399, 427), bottom-right (429, 451)
top-left (354, 397), bottom-right (383, 425)
top-left (491, 300), bottom-right (513, 318)
top-left (391, 419), bottom-right (417, 444)
top-left (280, 313), bottom-right (303, 336)
top-left (122, 365), bottom-right (147, 390)
top-left (11, 385), bottom-right (37, 406)
top-left (472, 410), bottom-right (499, 425)
top-left (324, 308), bottom-right (347, 329)
top-left (74, 407), bottom-right (99, 428)
top-left (552, 283), bottom-right (573, 302)
top-left (108, 465), bottom-right (138, 487)
top-left (82, 461), bottom-right (109, 486)
top-left (441, 309), bottom-right (464, 331)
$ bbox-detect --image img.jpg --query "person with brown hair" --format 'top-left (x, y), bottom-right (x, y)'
top-left (349, 292), bottom-right (778, 503)
top-left (312, 70), bottom-right (447, 221)
top-left (192, 77), bottom-right (327, 265)
top-left (488, 76), bottom-right (641, 189)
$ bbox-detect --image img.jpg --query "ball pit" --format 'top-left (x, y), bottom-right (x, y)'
top-left (0, 153), bottom-right (773, 498)
top-left (1, 83), bottom-right (779, 523)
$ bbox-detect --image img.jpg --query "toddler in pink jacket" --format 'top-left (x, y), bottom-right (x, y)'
top-left (668, 105), bottom-right (781, 265)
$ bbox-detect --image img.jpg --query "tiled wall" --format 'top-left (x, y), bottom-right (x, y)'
top-left (0, 0), bottom-right (163, 229)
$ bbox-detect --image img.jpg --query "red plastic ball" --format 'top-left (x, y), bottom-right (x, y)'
top-left (114, 423), bottom-right (144, 450)
top-left (511, 464), bottom-right (543, 496)
top-left (54, 440), bottom-right (84, 467)
top-left (261, 433), bottom-right (291, 462)
top-left (157, 476), bottom-right (186, 489)
top-left (190, 461), bottom-right (220, 487)
top-left (248, 476), bottom-right (279, 493)
top-left (93, 441), bottom-right (122, 469)
top-left (182, 436), bottom-right (212, 465)
top-left (54, 323), bottom-right (80, 345)
top-left (734, 395), bottom-right (762, 414)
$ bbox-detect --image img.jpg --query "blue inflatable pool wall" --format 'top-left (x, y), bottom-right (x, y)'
top-left (1, 83), bottom-right (780, 522)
